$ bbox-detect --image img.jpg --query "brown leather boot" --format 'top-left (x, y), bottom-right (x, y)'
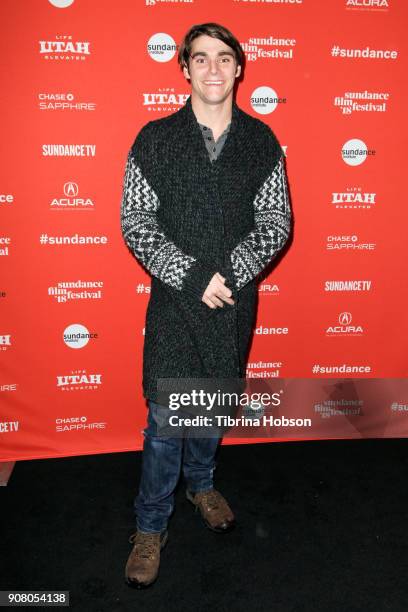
top-left (125, 529), bottom-right (168, 589)
top-left (186, 488), bottom-right (236, 533)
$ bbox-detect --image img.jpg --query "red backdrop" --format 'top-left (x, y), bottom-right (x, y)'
top-left (1, 0), bottom-right (407, 461)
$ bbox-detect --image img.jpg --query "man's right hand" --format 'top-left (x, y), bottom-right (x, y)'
top-left (202, 272), bottom-right (235, 309)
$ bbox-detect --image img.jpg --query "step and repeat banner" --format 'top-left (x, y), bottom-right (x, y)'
top-left (1, 0), bottom-right (407, 461)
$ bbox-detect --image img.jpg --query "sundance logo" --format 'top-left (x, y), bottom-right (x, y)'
top-left (250, 86), bottom-right (286, 114)
top-left (63, 324), bottom-right (98, 349)
top-left (255, 325), bottom-right (288, 335)
top-left (342, 139), bottom-right (375, 166)
top-left (0, 237), bottom-right (11, 256)
top-left (246, 360), bottom-right (282, 378)
top-left (314, 399), bottom-right (362, 419)
top-left (0, 194), bottom-right (13, 205)
top-left (147, 33), bottom-right (177, 63)
top-left (48, 0), bottom-right (75, 7)
top-left (0, 421), bottom-right (19, 433)
top-left (241, 36), bottom-right (296, 62)
top-left (49, 280), bottom-right (103, 303)
top-left (334, 91), bottom-right (389, 115)
top-left (324, 280), bottom-right (372, 292)
top-left (42, 144), bottom-right (96, 157)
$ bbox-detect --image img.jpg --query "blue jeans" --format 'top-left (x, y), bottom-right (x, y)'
top-left (134, 399), bottom-right (221, 533)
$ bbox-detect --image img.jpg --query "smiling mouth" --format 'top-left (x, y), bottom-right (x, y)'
top-left (203, 81), bottom-right (223, 85)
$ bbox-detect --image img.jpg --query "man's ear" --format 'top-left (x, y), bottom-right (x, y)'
top-left (235, 64), bottom-right (241, 78)
top-left (182, 63), bottom-right (190, 80)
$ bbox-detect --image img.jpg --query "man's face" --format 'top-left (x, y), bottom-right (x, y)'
top-left (182, 34), bottom-right (241, 106)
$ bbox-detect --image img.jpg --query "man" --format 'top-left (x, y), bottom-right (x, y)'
top-left (121, 22), bottom-right (292, 588)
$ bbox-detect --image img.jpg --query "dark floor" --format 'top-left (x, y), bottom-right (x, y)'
top-left (1, 438), bottom-right (408, 612)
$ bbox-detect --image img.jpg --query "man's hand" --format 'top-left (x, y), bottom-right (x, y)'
top-left (202, 272), bottom-right (235, 309)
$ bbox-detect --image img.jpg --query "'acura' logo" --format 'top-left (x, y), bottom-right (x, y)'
top-left (339, 312), bottom-right (352, 325)
top-left (64, 182), bottom-right (78, 196)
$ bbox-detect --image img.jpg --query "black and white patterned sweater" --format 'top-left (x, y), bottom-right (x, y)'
top-left (120, 95), bottom-right (292, 403)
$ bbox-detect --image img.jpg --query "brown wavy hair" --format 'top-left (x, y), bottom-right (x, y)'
top-left (177, 22), bottom-right (245, 73)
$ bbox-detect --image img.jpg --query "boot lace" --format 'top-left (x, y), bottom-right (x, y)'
top-left (199, 489), bottom-right (222, 511)
top-left (128, 532), bottom-right (160, 559)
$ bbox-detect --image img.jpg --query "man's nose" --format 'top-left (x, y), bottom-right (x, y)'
top-left (208, 59), bottom-right (219, 74)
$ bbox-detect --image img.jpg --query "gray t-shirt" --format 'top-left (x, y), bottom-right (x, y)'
top-left (197, 121), bottom-right (231, 162)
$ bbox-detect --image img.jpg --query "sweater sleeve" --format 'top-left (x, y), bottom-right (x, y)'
top-left (229, 150), bottom-right (292, 292)
top-left (120, 145), bottom-right (217, 301)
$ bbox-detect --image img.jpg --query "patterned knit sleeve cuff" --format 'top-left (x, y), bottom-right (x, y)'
top-left (181, 261), bottom-right (218, 301)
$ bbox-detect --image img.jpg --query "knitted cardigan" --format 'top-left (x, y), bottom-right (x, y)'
top-left (120, 95), bottom-right (292, 402)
